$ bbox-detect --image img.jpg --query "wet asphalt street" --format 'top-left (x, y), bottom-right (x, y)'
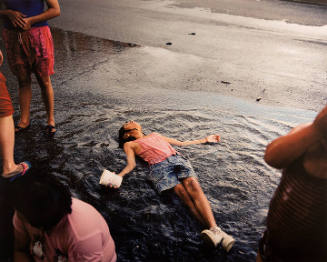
top-left (1, 1), bottom-right (327, 261)
top-left (49, 0), bottom-right (327, 112)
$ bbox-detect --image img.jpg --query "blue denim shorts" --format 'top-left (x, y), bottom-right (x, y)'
top-left (148, 154), bottom-right (197, 193)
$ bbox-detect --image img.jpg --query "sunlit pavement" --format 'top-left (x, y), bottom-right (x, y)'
top-left (48, 0), bottom-right (327, 112)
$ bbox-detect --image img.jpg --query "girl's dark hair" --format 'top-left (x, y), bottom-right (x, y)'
top-left (118, 126), bottom-right (136, 148)
top-left (8, 172), bottom-right (72, 230)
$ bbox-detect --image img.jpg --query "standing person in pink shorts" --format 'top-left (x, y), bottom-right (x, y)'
top-left (0, 0), bottom-right (60, 136)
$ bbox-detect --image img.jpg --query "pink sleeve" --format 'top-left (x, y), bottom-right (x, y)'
top-left (68, 233), bottom-right (104, 262)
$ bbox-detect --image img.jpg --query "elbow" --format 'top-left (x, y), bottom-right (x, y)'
top-left (264, 146), bottom-right (284, 169)
top-left (129, 162), bottom-right (136, 171)
top-left (50, 7), bottom-right (61, 17)
top-left (178, 141), bottom-right (185, 147)
top-left (55, 8), bottom-right (61, 17)
top-left (264, 151), bottom-right (277, 168)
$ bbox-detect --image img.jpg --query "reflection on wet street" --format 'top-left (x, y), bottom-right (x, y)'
top-left (2, 28), bottom-right (316, 261)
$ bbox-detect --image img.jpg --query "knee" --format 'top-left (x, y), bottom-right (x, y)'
top-left (174, 184), bottom-right (191, 202)
top-left (174, 183), bottom-right (185, 196)
top-left (184, 177), bottom-right (202, 194)
top-left (37, 75), bottom-right (51, 88)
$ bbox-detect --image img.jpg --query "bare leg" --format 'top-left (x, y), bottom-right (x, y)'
top-left (182, 177), bottom-right (217, 229)
top-left (35, 74), bottom-right (55, 128)
top-left (256, 253), bottom-right (263, 262)
top-left (16, 75), bottom-right (32, 129)
top-left (174, 183), bottom-right (206, 226)
top-left (0, 115), bottom-right (20, 176)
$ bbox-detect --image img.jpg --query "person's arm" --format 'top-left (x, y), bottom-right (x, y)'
top-left (117, 142), bottom-right (137, 177)
top-left (161, 134), bottom-right (220, 147)
top-left (13, 213), bottom-right (33, 262)
top-left (264, 105), bottom-right (327, 169)
top-left (20, 0), bottom-right (60, 30)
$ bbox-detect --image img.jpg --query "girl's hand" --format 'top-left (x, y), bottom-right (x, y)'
top-left (206, 135), bottom-right (221, 143)
top-left (109, 183), bottom-right (120, 189)
top-left (108, 172), bottom-right (122, 189)
top-left (100, 170), bottom-right (122, 189)
top-left (7, 10), bottom-right (26, 28)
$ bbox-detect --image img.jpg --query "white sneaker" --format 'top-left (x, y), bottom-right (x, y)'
top-left (221, 232), bottom-right (235, 252)
top-left (201, 226), bottom-right (235, 252)
top-left (200, 226), bottom-right (224, 248)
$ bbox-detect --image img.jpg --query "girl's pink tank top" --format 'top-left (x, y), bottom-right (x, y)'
top-left (134, 133), bottom-right (176, 165)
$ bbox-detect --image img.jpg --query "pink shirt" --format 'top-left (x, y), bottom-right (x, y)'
top-left (135, 133), bottom-right (177, 165)
top-left (13, 198), bottom-right (117, 262)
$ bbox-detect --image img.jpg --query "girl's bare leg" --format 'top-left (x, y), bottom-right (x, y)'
top-left (16, 75), bottom-right (32, 129)
top-left (173, 183), bottom-right (206, 226)
top-left (182, 177), bottom-right (217, 229)
top-left (0, 115), bottom-right (20, 176)
top-left (35, 74), bottom-right (55, 128)
top-left (256, 253), bottom-right (263, 262)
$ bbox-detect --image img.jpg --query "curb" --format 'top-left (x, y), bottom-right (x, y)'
top-left (284, 0), bottom-right (327, 5)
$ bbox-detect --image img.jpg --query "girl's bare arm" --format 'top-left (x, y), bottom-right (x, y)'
top-left (161, 134), bottom-right (220, 147)
top-left (117, 142), bottom-right (137, 177)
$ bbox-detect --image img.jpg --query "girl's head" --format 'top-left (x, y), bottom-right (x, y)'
top-left (118, 120), bottom-right (143, 148)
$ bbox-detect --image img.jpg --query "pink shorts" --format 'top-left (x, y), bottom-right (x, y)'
top-left (0, 72), bottom-right (14, 117)
top-left (2, 26), bottom-right (55, 78)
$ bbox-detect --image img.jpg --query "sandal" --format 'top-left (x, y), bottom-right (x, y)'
top-left (45, 125), bottom-right (56, 137)
top-left (15, 124), bottom-right (30, 133)
top-left (4, 161), bottom-right (31, 182)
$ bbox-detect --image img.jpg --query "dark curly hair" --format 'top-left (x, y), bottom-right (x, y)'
top-left (5, 171), bottom-right (72, 231)
top-left (118, 126), bottom-right (137, 148)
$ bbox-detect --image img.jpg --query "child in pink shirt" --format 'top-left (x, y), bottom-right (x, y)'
top-left (8, 173), bottom-right (116, 262)
top-left (114, 120), bottom-right (235, 252)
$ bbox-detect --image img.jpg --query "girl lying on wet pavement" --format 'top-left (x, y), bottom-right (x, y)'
top-left (101, 120), bottom-right (235, 252)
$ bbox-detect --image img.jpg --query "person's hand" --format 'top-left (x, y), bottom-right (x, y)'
top-left (108, 172), bottom-right (122, 189)
top-left (7, 10), bottom-right (26, 28)
top-left (206, 134), bottom-right (221, 143)
top-left (313, 104), bottom-right (327, 137)
top-left (20, 17), bottom-right (32, 31)
top-left (108, 183), bottom-right (119, 189)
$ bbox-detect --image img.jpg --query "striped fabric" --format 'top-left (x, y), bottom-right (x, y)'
top-left (2, 26), bottom-right (54, 78)
top-left (134, 133), bottom-right (177, 165)
top-left (266, 156), bottom-right (327, 259)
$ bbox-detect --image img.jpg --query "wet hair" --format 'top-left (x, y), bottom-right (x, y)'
top-left (8, 172), bottom-right (72, 230)
top-left (118, 126), bottom-right (137, 148)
